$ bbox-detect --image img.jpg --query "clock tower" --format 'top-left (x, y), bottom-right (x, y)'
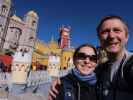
top-left (58, 26), bottom-right (71, 49)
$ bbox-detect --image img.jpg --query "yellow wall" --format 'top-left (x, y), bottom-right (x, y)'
top-left (61, 50), bottom-right (74, 69)
top-left (35, 41), bottom-right (50, 54)
top-left (32, 39), bottom-right (74, 70)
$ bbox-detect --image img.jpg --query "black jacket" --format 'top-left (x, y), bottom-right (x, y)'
top-left (55, 72), bottom-right (97, 100)
top-left (95, 55), bottom-right (133, 100)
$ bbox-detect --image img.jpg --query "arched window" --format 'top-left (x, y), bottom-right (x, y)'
top-left (0, 25), bottom-right (3, 35)
top-left (31, 20), bottom-right (36, 27)
top-left (9, 27), bottom-right (22, 49)
top-left (1, 5), bottom-right (8, 16)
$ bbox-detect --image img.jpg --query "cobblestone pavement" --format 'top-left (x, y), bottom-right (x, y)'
top-left (0, 84), bottom-right (50, 100)
top-left (0, 92), bottom-right (47, 100)
top-left (0, 70), bottom-right (69, 100)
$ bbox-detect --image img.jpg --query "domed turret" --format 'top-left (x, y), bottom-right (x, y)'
top-left (0, 0), bottom-right (11, 17)
top-left (24, 10), bottom-right (39, 30)
top-left (4, 0), bottom-right (11, 5)
top-left (11, 15), bottom-right (22, 22)
top-left (27, 10), bottom-right (38, 18)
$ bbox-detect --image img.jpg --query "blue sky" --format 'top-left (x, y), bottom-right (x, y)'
top-left (12, 0), bottom-right (133, 50)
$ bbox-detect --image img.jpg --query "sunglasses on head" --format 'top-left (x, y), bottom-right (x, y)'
top-left (76, 52), bottom-right (97, 62)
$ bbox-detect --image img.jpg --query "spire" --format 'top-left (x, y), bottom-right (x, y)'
top-left (50, 35), bottom-right (54, 42)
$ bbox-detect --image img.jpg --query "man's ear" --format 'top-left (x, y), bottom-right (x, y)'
top-left (126, 34), bottom-right (129, 43)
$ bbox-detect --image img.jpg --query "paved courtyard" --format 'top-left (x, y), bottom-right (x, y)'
top-left (0, 70), bottom-right (69, 100)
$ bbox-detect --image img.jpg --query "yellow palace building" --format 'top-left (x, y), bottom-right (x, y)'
top-left (32, 26), bottom-right (75, 71)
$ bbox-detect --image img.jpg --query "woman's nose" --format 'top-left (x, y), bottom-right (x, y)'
top-left (84, 57), bottom-right (91, 63)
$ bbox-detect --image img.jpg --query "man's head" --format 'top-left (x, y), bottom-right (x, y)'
top-left (97, 15), bottom-right (129, 55)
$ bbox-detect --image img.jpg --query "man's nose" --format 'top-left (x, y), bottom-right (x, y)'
top-left (108, 29), bottom-right (116, 38)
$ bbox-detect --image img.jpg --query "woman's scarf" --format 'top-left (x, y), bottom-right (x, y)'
top-left (72, 68), bottom-right (97, 86)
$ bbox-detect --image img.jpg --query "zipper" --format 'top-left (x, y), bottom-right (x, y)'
top-left (77, 82), bottom-right (80, 100)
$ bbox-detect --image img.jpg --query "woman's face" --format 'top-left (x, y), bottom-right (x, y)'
top-left (75, 46), bottom-right (97, 75)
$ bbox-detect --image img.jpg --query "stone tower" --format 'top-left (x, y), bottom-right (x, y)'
top-left (19, 11), bottom-right (39, 53)
top-left (0, 0), bottom-right (11, 49)
top-left (3, 15), bottom-right (23, 51)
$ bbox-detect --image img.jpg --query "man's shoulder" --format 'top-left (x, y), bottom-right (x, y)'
top-left (95, 62), bottom-right (108, 72)
top-left (95, 61), bottom-right (111, 79)
top-left (125, 50), bottom-right (133, 58)
top-left (124, 52), bottom-right (133, 65)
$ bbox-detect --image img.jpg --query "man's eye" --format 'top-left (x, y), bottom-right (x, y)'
top-left (101, 29), bottom-right (110, 34)
top-left (113, 28), bottom-right (121, 33)
top-left (104, 29), bottom-right (110, 32)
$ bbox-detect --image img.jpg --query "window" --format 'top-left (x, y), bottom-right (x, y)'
top-left (31, 20), bottom-right (36, 27)
top-left (1, 5), bottom-right (8, 15)
top-left (0, 25), bottom-right (3, 34)
top-left (9, 27), bottom-right (22, 49)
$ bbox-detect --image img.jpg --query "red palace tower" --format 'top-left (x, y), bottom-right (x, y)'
top-left (58, 26), bottom-right (71, 49)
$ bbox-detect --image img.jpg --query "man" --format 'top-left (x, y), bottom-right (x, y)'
top-left (96, 15), bottom-right (133, 100)
top-left (48, 15), bottom-right (133, 100)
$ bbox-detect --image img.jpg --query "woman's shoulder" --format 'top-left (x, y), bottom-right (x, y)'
top-left (61, 73), bottom-right (76, 83)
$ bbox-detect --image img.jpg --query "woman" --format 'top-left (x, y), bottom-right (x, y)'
top-left (54, 44), bottom-right (98, 100)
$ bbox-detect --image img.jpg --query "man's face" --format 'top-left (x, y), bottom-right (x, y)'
top-left (98, 19), bottom-right (128, 54)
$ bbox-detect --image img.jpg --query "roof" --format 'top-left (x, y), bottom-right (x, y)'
top-left (11, 15), bottom-right (22, 22)
top-left (4, 0), bottom-right (11, 5)
top-left (27, 11), bottom-right (38, 18)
